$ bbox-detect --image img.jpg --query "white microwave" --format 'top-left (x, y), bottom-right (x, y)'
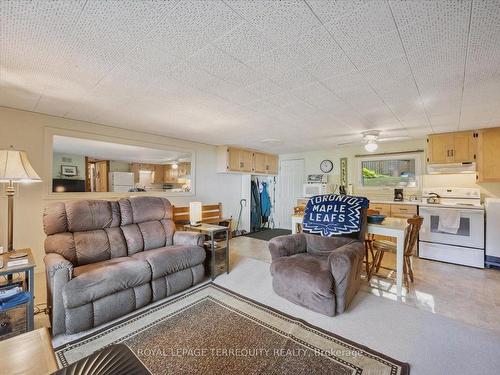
top-left (303, 183), bottom-right (334, 197)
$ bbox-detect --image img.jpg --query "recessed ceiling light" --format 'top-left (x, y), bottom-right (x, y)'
top-left (260, 138), bottom-right (282, 144)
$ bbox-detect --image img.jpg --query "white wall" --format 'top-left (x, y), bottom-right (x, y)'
top-left (0, 107), bottom-right (243, 272)
top-left (280, 138), bottom-right (500, 201)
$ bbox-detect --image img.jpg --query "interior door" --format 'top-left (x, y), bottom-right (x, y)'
top-left (95, 160), bottom-right (109, 192)
top-left (276, 159), bottom-right (305, 229)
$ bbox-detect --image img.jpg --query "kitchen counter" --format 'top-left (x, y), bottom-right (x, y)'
top-left (369, 199), bottom-right (419, 206)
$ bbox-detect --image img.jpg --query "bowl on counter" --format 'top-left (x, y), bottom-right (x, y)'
top-left (367, 214), bottom-right (386, 224)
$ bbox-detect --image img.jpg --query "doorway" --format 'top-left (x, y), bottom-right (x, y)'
top-left (276, 159), bottom-right (305, 229)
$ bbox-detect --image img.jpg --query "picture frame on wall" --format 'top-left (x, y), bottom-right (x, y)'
top-left (61, 165), bottom-right (78, 176)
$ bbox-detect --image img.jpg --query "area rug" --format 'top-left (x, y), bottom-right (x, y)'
top-left (244, 228), bottom-right (292, 241)
top-left (55, 283), bottom-right (409, 374)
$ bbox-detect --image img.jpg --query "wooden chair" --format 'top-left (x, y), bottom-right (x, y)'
top-left (363, 209), bottom-right (379, 278)
top-left (172, 203), bottom-right (232, 238)
top-left (368, 215), bottom-right (423, 289)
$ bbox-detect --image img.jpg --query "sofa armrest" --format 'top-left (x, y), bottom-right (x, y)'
top-left (44, 253), bottom-right (73, 336)
top-left (173, 231), bottom-right (205, 247)
top-left (269, 233), bottom-right (307, 260)
top-left (328, 241), bottom-right (364, 314)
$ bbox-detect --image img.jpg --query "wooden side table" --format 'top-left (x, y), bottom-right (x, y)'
top-left (183, 224), bottom-right (230, 281)
top-left (0, 327), bottom-right (58, 375)
top-left (0, 248), bottom-right (36, 334)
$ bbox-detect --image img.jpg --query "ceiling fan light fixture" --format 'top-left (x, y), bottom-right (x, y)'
top-left (364, 140), bottom-right (378, 152)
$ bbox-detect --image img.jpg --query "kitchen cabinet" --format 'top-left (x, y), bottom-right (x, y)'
top-left (369, 203), bottom-right (391, 217)
top-left (265, 154), bottom-right (278, 174)
top-left (152, 164), bottom-right (164, 184)
top-left (477, 127), bottom-right (500, 182)
top-left (164, 165), bottom-right (178, 183)
top-left (390, 204), bottom-right (417, 219)
top-left (253, 152), bottom-right (267, 174)
top-left (131, 163), bottom-right (140, 184)
top-left (427, 131), bottom-right (476, 164)
top-left (177, 162), bottom-right (191, 179)
top-left (217, 146), bottom-right (278, 175)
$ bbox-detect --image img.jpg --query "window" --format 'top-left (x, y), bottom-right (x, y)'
top-left (357, 154), bottom-right (421, 188)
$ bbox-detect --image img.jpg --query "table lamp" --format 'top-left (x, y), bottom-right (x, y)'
top-left (189, 201), bottom-right (202, 226)
top-left (0, 146), bottom-right (41, 252)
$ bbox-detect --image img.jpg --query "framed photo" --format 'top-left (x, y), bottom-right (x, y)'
top-left (61, 165), bottom-right (78, 176)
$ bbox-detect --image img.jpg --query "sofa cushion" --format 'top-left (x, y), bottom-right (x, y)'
top-left (132, 246), bottom-right (205, 279)
top-left (65, 200), bottom-right (119, 232)
top-left (63, 257), bottom-right (151, 309)
top-left (73, 256), bottom-right (131, 277)
top-left (270, 253), bottom-right (335, 316)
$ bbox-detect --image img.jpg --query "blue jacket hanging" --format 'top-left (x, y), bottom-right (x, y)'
top-left (260, 181), bottom-right (272, 223)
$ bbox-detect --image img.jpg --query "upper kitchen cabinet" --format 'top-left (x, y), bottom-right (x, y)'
top-left (427, 131), bottom-right (476, 164)
top-left (477, 127), bottom-right (500, 182)
top-left (253, 152), bottom-right (278, 174)
top-left (217, 146), bottom-right (278, 175)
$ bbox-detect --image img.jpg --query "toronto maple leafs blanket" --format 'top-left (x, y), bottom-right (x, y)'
top-left (302, 194), bottom-right (369, 237)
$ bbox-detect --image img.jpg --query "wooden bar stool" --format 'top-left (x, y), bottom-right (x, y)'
top-left (368, 215), bottom-right (423, 289)
top-left (363, 209), bottom-right (379, 278)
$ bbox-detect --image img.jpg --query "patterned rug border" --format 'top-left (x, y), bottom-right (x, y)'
top-left (54, 282), bottom-right (410, 374)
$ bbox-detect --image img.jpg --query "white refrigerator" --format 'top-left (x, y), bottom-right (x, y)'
top-left (485, 198), bottom-right (500, 268)
top-left (109, 172), bottom-right (134, 192)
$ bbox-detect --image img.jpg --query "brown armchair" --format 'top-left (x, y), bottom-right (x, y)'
top-left (269, 208), bottom-right (367, 316)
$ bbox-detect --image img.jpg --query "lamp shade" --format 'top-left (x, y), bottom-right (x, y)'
top-left (189, 201), bottom-right (202, 226)
top-left (0, 147), bottom-right (41, 182)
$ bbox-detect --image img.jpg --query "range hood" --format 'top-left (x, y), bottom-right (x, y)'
top-left (427, 162), bottom-right (476, 174)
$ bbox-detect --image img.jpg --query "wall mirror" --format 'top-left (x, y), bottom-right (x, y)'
top-left (51, 135), bottom-right (193, 194)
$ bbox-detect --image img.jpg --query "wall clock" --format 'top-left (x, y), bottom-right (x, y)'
top-left (320, 159), bottom-right (333, 173)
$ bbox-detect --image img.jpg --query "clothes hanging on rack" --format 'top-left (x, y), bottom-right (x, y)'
top-left (250, 179), bottom-right (262, 232)
top-left (260, 181), bottom-right (272, 224)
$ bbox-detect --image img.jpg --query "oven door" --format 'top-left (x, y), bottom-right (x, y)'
top-left (419, 206), bottom-right (484, 249)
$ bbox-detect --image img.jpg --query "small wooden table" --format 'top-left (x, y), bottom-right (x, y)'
top-left (183, 224), bottom-right (230, 281)
top-left (291, 216), bottom-right (410, 298)
top-left (0, 327), bottom-right (58, 375)
top-left (0, 248), bottom-right (36, 331)
top-left (366, 218), bottom-right (410, 298)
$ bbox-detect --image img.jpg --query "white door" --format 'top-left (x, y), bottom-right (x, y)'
top-left (276, 159), bottom-right (305, 229)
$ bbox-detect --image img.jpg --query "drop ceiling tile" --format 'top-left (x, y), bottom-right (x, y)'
top-left (246, 0), bottom-right (322, 47)
top-left (391, 0), bottom-right (471, 54)
top-left (244, 79), bottom-right (285, 98)
top-left (303, 48), bottom-right (357, 81)
top-left (327, 1), bottom-right (397, 44)
top-left (280, 26), bottom-right (339, 68)
top-left (268, 67), bottom-right (318, 90)
top-left (213, 22), bottom-right (279, 62)
top-left (307, 0), bottom-right (369, 25)
top-left (148, 0), bottom-right (244, 59)
top-left (188, 45), bottom-right (261, 86)
top-left (338, 29), bottom-right (406, 69)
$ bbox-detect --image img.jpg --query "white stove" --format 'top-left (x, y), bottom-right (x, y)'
top-left (419, 187), bottom-right (485, 268)
top-left (420, 187), bottom-right (483, 208)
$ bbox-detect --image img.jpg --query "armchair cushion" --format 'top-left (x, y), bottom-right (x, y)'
top-left (270, 253), bottom-right (335, 316)
top-left (131, 246), bottom-right (205, 279)
top-left (268, 233), bottom-right (307, 260)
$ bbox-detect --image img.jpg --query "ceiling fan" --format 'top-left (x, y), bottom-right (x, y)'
top-left (336, 130), bottom-right (411, 152)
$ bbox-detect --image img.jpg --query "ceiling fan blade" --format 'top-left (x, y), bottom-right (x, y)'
top-left (337, 141), bottom-right (357, 146)
top-left (378, 136), bottom-right (411, 142)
